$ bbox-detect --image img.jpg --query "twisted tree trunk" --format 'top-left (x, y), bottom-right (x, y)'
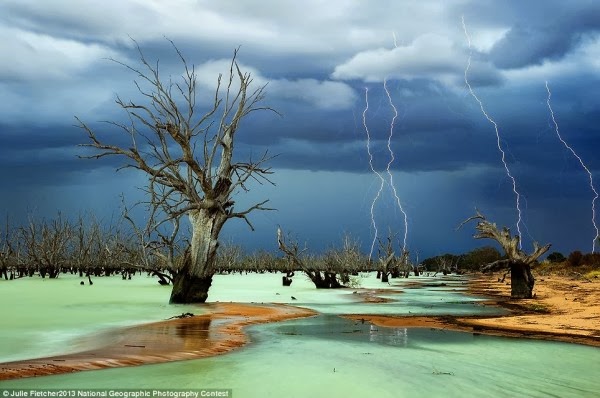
top-left (460, 210), bottom-right (551, 299)
top-left (170, 210), bottom-right (225, 303)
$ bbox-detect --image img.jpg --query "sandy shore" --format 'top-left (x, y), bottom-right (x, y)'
top-left (0, 303), bottom-right (316, 381)
top-left (459, 273), bottom-right (600, 345)
top-left (346, 273), bottom-right (600, 347)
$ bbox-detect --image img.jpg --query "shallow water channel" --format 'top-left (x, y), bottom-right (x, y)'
top-left (1, 273), bottom-right (598, 397)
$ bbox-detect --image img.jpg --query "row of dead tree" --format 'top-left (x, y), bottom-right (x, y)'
top-left (277, 209), bottom-right (552, 298)
top-left (0, 207), bottom-right (551, 298)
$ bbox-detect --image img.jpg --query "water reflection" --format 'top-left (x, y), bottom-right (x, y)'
top-left (368, 326), bottom-right (408, 347)
top-left (4, 315), bottom-right (599, 398)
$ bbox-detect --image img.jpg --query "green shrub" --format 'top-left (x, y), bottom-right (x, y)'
top-left (546, 251), bottom-right (566, 263)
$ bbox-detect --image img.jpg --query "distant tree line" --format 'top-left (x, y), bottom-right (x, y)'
top-left (3, 212), bottom-right (596, 287)
top-left (420, 246), bottom-right (503, 273)
top-left (420, 247), bottom-right (600, 273)
top-left (545, 250), bottom-right (600, 267)
top-left (0, 212), bottom-right (172, 282)
top-left (0, 212), bottom-right (375, 284)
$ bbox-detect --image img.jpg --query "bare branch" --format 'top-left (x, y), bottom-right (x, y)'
top-left (460, 210), bottom-right (551, 267)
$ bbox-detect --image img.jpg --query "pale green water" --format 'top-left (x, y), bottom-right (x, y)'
top-left (1, 273), bottom-right (598, 397)
top-left (0, 275), bottom-right (199, 361)
top-left (208, 273), bottom-right (502, 316)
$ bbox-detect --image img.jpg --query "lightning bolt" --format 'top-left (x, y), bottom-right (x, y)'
top-left (546, 81), bottom-right (599, 252)
top-left (462, 16), bottom-right (524, 248)
top-left (363, 87), bottom-right (386, 259)
top-left (383, 78), bottom-right (409, 252)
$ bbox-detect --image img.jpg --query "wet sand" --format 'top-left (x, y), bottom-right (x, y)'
top-left (345, 273), bottom-right (600, 347)
top-left (0, 302), bottom-right (316, 381)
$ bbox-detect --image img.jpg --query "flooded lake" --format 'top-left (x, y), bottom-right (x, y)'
top-left (0, 273), bottom-right (598, 397)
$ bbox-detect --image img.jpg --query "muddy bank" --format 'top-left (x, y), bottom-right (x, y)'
top-left (0, 303), bottom-right (316, 381)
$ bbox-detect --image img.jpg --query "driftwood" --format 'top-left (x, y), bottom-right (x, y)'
top-left (166, 312), bottom-right (195, 320)
top-left (459, 209), bottom-right (551, 298)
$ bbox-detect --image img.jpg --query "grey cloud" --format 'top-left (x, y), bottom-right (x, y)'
top-left (489, 6), bottom-right (600, 69)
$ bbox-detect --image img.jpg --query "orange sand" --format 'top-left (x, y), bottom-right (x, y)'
top-left (345, 273), bottom-right (600, 347)
top-left (459, 273), bottom-right (600, 345)
top-left (0, 302), bottom-right (316, 381)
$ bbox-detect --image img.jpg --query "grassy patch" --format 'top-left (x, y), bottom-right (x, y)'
top-left (584, 270), bottom-right (600, 279)
top-left (535, 261), bottom-right (599, 278)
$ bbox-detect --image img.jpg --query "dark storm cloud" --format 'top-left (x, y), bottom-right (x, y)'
top-left (1, 0), bottom-right (599, 256)
top-left (489, 4), bottom-right (600, 69)
top-left (0, 122), bottom-right (137, 189)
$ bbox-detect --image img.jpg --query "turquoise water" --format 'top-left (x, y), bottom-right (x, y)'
top-left (2, 316), bottom-right (598, 397)
top-left (1, 273), bottom-right (598, 397)
top-left (0, 275), bottom-right (199, 361)
top-left (208, 273), bottom-right (503, 316)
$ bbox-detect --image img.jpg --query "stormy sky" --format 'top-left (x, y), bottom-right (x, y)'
top-left (1, 0), bottom-right (599, 259)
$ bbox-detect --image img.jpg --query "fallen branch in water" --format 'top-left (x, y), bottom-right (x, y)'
top-left (432, 368), bottom-right (454, 376)
top-left (166, 312), bottom-right (195, 320)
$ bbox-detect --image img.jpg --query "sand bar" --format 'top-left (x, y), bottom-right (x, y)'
top-left (0, 302), bottom-right (316, 381)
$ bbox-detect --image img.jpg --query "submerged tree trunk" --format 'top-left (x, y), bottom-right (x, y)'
top-left (306, 271), bottom-right (344, 289)
top-left (171, 271), bottom-right (213, 302)
top-left (510, 262), bottom-right (534, 299)
top-left (381, 272), bottom-right (389, 283)
top-left (379, 252), bottom-right (395, 284)
top-left (170, 210), bottom-right (225, 304)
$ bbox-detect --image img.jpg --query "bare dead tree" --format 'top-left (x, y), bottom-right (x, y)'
top-left (4, 217), bottom-right (26, 278)
top-left (215, 240), bottom-right (242, 273)
top-left (398, 250), bottom-right (412, 278)
top-left (19, 213), bottom-right (73, 278)
top-left (432, 256), bottom-right (452, 277)
top-left (239, 249), bottom-right (279, 273)
top-left (147, 217), bottom-right (186, 284)
top-left (326, 234), bottom-right (367, 274)
top-left (377, 235), bottom-right (396, 283)
top-left (71, 213), bottom-right (102, 277)
top-left (118, 197), bottom-right (179, 284)
top-left (0, 215), bottom-right (15, 280)
top-left (78, 40), bottom-right (278, 303)
top-left (92, 220), bottom-right (125, 277)
top-left (277, 227), bottom-right (345, 288)
top-left (458, 209), bottom-right (551, 298)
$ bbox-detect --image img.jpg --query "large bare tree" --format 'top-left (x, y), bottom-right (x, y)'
top-left (459, 210), bottom-right (551, 298)
top-left (78, 41), bottom-right (277, 303)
